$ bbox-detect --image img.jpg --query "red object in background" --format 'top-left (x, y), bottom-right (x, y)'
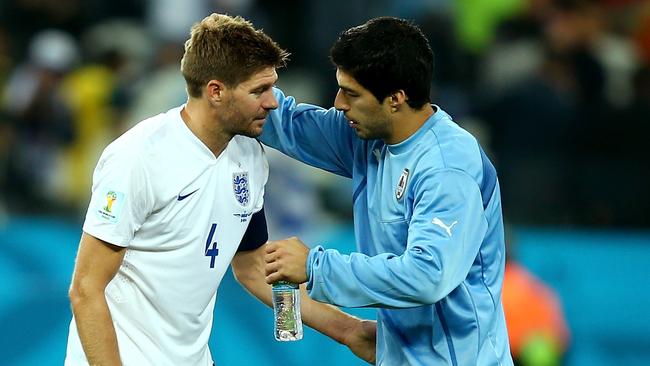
top-left (502, 262), bottom-right (570, 357)
top-left (634, 13), bottom-right (650, 63)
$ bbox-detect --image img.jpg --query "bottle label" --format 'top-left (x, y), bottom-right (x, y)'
top-left (272, 281), bottom-right (299, 291)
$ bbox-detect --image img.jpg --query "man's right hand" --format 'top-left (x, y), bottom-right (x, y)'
top-left (343, 319), bottom-right (377, 365)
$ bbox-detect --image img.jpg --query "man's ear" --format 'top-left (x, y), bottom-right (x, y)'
top-left (387, 90), bottom-right (407, 112)
top-left (206, 79), bottom-right (227, 103)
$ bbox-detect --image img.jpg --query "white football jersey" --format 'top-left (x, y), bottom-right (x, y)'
top-left (65, 105), bottom-right (268, 365)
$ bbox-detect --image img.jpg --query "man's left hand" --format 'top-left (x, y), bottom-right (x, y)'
top-left (264, 237), bottom-right (310, 284)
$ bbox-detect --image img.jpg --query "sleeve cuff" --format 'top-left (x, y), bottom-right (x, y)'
top-left (306, 245), bottom-right (324, 292)
top-left (81, 226), bottom-right (130, 247)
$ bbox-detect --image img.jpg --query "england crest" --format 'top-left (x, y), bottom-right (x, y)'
top-left (396, 168), bottom-right (410, 200)
top-left (233, 172), bottom-right (250, 206)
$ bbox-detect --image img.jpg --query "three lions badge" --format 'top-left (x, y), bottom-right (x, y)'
top-left (233, 172), bottom-right (250, 206)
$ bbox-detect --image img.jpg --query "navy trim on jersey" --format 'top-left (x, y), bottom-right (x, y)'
top-left (380, 309), bottom-right (423, 364)
top-left (352, 176), bottom-right (367, 204)
top-left (478, 146), bottom-right (497, 209)
top-left (436, 302), bottom-right (458, 366)
top-left (237, 208), bottom-right (268, 251)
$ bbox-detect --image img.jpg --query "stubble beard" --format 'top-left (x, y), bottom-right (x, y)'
top-left (357, 122), bottom-right (390, 141)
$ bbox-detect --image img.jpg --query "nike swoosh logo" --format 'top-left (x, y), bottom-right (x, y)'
top-left (177, 189), bottom-right (199, 201)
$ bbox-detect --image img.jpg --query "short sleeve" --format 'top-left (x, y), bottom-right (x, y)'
top-left (237, 208), bottom-right (268, 252)
top-left (253, 143), bottom-right (269, 213)
top-left (82, 147), bottom-right (153, 247)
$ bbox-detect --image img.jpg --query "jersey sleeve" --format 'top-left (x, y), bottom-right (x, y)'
top-left (259, 88), bottom-right (356, 178)
top-left (82, 146), bottom-right (154, 247)
top-left (252, 140), bottom-right (269, 214)
top-left (305, 169), bottom-right (488, 308)
top-left (237, 208), bottom-right (269, 252)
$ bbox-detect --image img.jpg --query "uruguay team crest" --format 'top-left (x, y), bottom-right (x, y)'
top-left (233, 172), bottom-right (250, 206)
top-left (396, 168), bottom-right (410, 200)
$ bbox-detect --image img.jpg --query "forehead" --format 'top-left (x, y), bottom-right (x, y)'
top-left (336, 68), bottom-right (367, 93)
top-left (239, 67), bottom-right (278, 89)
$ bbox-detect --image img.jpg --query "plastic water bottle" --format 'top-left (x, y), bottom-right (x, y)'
top-left (272, 281), bottom-right (303, 341)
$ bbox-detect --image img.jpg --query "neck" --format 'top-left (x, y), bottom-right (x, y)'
top-left (182, 98), bottom-right (231, 157)
top-left (386, 104), bottom-right (435, 145)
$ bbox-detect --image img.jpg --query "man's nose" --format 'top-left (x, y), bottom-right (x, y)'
top-left (263, 92), bottom-right (279, 110)
top-left (334, 89), bottom-right (349, 111)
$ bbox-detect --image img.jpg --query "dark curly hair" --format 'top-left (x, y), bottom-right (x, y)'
top-left (330, 17), bottom-right (433, 109)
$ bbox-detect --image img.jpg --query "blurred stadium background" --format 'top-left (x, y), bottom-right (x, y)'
top-left (1, 0), bottom-right (649, 365)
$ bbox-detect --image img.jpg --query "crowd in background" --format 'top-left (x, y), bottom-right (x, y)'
top-left (2, 2), bottom-right (648, 365)
top-left (0, 0), bottom-right (649, 228)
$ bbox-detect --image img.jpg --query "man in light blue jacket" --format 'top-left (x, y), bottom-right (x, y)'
top-left (262, 17), bottom-right (513, 366)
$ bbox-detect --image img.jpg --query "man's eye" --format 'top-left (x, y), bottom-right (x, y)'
top-left (253, 87), bottom-right (271, 96)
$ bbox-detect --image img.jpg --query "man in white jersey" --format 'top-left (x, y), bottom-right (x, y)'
top-left (65, 13), bottom-right (376, 366)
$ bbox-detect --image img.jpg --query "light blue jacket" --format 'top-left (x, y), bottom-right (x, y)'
top-left (260, 88), bottom-right (513, 366)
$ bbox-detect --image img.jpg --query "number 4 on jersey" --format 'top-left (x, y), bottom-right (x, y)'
top-left (205, 223), bottom-right (219, 268)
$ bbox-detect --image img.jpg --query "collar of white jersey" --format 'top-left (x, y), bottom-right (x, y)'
top-left (387, 105), bottom-right (446, 155)
top-left (171, 104), bottom-right (228, 163)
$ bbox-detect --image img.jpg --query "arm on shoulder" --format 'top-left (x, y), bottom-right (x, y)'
top-left (68, 232), bottom-right (126, 365)
top-left (260, 88), bottom-right (356, 178)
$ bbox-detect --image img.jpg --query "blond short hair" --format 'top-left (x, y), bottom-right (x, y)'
top-left (181, 13), bottom-right (289, 98)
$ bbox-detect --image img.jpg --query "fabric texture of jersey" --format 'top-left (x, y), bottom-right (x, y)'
top-left (260, 88), bottom-right (513, 366)
top-left (65, 105), bottom-right (268, 366)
